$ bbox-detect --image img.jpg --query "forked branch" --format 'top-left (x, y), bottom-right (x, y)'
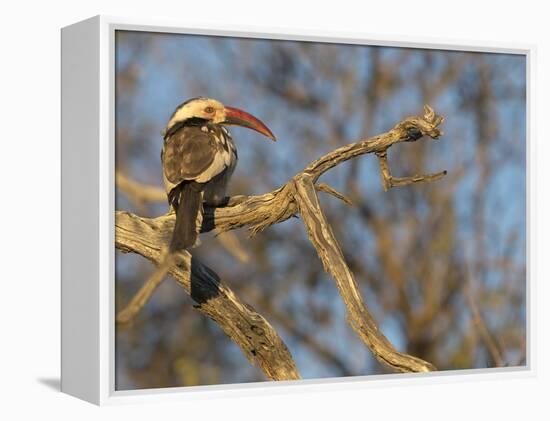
top-left (116, 215), bottom-right (301, 381)
top-left (115, 105), bottom-right (445, 377)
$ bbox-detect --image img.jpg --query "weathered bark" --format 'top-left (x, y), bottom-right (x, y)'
top-left (116, 105), bottom-right (445, 376)
top-left (294, 175), bottom-right (435, 372)
top-left (116, 213), bottom-right (301, 381)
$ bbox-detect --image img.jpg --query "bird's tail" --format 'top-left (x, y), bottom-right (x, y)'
top-left (169, 181), bottom-right (204, 252)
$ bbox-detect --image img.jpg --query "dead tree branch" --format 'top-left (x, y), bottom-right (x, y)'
top-left (294, 174), bottom-right (435, 372)
top-left (375, 150), bottom-right (447, 192)
top-left (116, 105), bottom-right (445, 376)
top-left (116, 170), bottom-right (251, 263)
top-left (116, 214), bottom-right (301, 381)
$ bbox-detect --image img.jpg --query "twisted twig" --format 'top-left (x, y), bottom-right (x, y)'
top-left (116, 105), bottom-right (445, 375)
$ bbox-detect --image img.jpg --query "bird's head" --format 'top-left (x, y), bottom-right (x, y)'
top-left (163, 97), bottom-right (276, 141)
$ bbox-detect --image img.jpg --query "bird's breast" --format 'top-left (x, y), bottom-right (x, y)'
top-left (194, 125), bottom-right (237, 183)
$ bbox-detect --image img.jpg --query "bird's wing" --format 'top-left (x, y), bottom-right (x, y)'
top-left (162, 126), bottom-right (219, 185)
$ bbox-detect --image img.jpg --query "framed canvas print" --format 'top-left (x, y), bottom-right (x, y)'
top-left (61, 15), bottom-right (531, 405)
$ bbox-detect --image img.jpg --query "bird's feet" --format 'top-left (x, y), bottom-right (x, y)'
top-left (222, 195), bottom-right (249, 207)
top-left (203, 195), bottom-right (248, 214)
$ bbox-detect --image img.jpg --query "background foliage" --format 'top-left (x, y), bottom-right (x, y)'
top-left (115, 31), bottom-right (526, 389)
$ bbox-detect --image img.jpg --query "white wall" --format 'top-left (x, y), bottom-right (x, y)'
top-left (1, 0), bottom-right (548, 419)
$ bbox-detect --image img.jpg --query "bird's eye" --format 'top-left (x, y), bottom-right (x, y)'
top-left (204, 106), bottom-right (215, 114)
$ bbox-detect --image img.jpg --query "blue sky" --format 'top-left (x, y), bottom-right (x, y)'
top-left (115, 30), bottom-right (526, 388)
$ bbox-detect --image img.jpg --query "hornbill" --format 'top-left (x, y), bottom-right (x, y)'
top-left (116, 97), bottom-right (275, 324)
top-left (161, 97), bottom-right (276, 252)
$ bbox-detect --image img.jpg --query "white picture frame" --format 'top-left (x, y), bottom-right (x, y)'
top-left (61, 15), bottom-right (534, 405)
